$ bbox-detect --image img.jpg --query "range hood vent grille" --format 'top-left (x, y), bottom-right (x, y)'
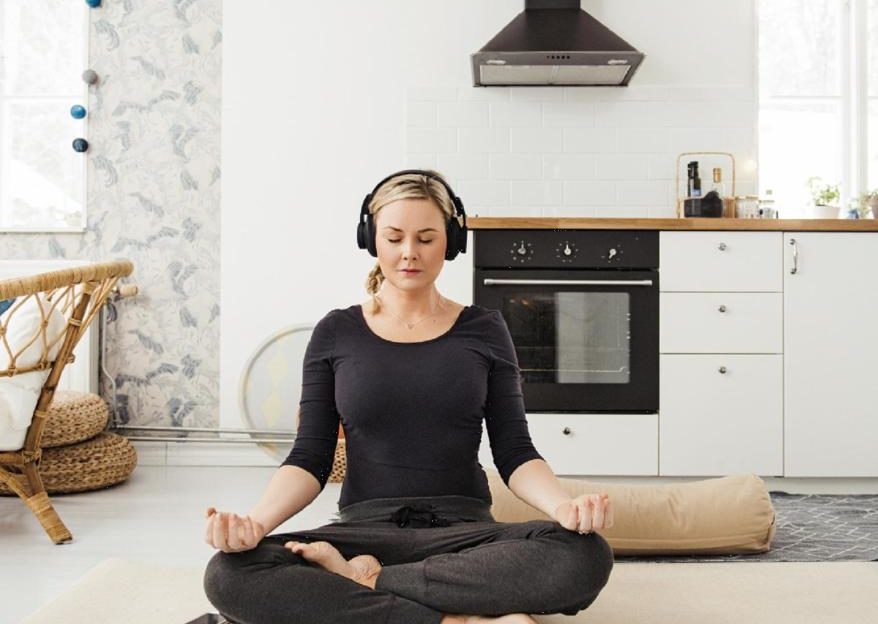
top-left (472, 1), bottom-right (645, 87)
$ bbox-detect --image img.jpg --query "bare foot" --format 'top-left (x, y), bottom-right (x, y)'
top-left (284, 540), bottom-right (382, 589)
top-left (443, 615), bottom-right (537, 624)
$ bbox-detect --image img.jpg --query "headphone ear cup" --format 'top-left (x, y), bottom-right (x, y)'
top-left (356, 221), bottom-right (367, 250)
top-left (365, 214), bottom-right (378, 257)
top-left (445, 218), bottom-right (460, 261)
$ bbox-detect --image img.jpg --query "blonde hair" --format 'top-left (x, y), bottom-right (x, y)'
top-left (364, 170), bottom-right (456, 314)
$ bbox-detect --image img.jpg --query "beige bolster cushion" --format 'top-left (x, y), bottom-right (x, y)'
top-left (486, 468), bottom-right (777, 556)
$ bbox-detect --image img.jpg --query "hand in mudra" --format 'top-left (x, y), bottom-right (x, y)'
top-left (204, 507), bottom-right (266, 553)
top-left (554, 493), bottom-right (614, 534)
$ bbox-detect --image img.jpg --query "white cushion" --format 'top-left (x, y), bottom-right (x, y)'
top-left (0, 294), bottom-right (66, 451)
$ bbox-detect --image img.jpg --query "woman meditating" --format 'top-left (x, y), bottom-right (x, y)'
top-left (203, 170), bottom-right (615, 623)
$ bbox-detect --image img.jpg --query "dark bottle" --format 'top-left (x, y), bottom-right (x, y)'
top-left (687, 161), bottom-right (702, 198)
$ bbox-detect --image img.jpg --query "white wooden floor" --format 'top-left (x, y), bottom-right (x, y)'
top-left (0, 466), bottom-right (344, 624)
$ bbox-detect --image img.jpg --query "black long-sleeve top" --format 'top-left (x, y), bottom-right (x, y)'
top-left (280, 303), bottom-right (544, 509)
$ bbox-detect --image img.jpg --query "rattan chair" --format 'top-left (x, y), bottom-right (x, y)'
top-left (0, 260), bottom-right (133, 544)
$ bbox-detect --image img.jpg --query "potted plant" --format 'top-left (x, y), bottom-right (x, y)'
top-left (806, 177), bottom-right (840, 218)
top-left (858, 190), bottom-right (878, 219)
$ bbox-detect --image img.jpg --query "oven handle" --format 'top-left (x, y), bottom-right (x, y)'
top-left (482, 278), bottom-right (654, 287)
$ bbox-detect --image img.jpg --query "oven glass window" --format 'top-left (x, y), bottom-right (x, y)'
top-left (502, 292), bottom-right (631, 384)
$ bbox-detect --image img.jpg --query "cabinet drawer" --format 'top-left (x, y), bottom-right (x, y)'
top-left (480, 413), bottom-right (657, 477)
top-left (659, 354), bottom-right (783, 477)
top-left (660, 231), bottom-right (782, 292)
top-left (660, 292), bottom-right (782, 353)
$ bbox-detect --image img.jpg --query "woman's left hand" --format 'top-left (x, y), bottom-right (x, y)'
top-left (553, 493), bottom-right (614, 534)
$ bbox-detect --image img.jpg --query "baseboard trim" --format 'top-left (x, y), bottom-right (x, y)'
top-left (128, 442), bottom-right (878, 493)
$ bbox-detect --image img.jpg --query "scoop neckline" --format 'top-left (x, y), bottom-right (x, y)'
top-left (355, 303), bottom-right (472, 345)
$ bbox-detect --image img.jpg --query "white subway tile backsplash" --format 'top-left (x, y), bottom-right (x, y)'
top-left (595, 101), bottom-right (669, 128)
top-left (563, 127), bottom-right (617, 153)
top-left (510, 127), bottom-right (563, 153)
top-left (592, 206), bottom-right (651, 218)
top-left (490, 101), bottom-right (543, 127)
top-left (454, 180), bottom-right (510, 209)
top-left (543, 101), bottom-right (595, 128)
top-left (404, 84), bottom-right (756, 216)
top-left (542, 205), bottom-right (596, 218)
top-left (406, 127), bottom-right (457, 153)
top-left (509, 181), bottom-right (563, 207)
top-left (509, 87), bottom-right (564, 102)
top-left (436, 102), bottom-right (489, 128)
top-left (436, 153), bottom-right (490, 180)
top-left (616, 128), bottom-right (671, 153)
top-left (647, 154), bottom-right (676, 180)
top-left (458, 127), bottom-right (510, 153)
top-left (458, 87), bottom-right (510, 102)
top-left (565, 86), bottom-right (670, 102)
top-left (490, 154), bottom-right (543, 180)
top-left (407, 86), bottom-right (458, 102)
top-left (616, 181), bottom-right (669, 206)
top-left (564, 181), bottom-right (616, 206)
top-left (406, 101), bottom-right (436, 127)
top-left (544, 154), bottom-right (596, 180)
top-left (404, 153), bottom-right (437, 169)
top-left (596, 155), bottom-right (650, 180)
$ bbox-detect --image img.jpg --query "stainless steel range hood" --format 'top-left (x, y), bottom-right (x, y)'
top-left (472, 0), bottom-right (644, 87)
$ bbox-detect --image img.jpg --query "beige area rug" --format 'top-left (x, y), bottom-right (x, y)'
top-left (21, 558), bottom-right (878, 624)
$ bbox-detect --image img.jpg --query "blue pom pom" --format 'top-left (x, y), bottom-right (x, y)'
top-left (72, 138), bottom-right (89, 153)
top-left (70, 105), bottom-right (87, 119)
top-left (85, 0), bottom-right (102, 8)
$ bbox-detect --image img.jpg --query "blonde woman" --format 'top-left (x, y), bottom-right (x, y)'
top-left (203, 170), bottom-right (614, 624)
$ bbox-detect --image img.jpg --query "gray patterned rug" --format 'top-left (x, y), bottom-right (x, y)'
top-left (617, 492), bottom-right (878, 563)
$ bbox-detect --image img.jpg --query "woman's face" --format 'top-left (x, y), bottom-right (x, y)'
top-left (373, 197), bottom-right (448, 295)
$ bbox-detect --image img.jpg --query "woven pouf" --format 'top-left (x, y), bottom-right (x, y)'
top-left (0, 432), bottom-right (137, 496)
top-left (40, 391), bottom-right (110, 448)
top-left (328, 438), bottom-right (346, 483)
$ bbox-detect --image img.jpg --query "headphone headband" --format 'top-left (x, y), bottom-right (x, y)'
top-left (357, 169), bottom-right (468, 261)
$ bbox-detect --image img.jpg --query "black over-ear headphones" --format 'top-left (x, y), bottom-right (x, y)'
top-left (356, 169), bottom-right (468, 261)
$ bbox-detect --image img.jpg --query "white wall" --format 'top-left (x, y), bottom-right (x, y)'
top-left (221, 0), bottom-right (757, 427)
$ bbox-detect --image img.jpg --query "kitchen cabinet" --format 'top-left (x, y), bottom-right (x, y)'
top-left (783, 233), bottom-right (878, 476)
top-left (480, 413), bottom-right (658, 477)
top-left (659, 231), bottom-right (784, 476)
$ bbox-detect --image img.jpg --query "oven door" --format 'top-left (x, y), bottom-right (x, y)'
top-left (474, 269), bottom-right (659, 413)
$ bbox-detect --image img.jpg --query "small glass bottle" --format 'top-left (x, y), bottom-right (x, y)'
top-left (711, 168), bottom-right (725, 196)
top-left (687, 161), bottom-right (702, 198)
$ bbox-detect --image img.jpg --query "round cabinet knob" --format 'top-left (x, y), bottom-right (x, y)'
top-left (82, 69), bottom-right (99, 85)
top-left (718, 366), bottom-right (727, 374)
top-left (718, 305), bottom-right (727, 313)
top-left (70, 105), bottom-right (87, 119)
top-left (718, 242), bottom-right (727, 251)
top-left (72, 138), bottom-right (89, 152)
top-left (562, 427), bottom-right (571, 435)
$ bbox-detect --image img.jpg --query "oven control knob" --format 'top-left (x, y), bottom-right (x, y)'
top-left (608, 248), bottom-right (617, 259)
top-left (562, 427), bottom-right (571, 435)
top-left (556, 241), bottom-right (578, 262)
top-left (509, 241), bottom-right (534, 262)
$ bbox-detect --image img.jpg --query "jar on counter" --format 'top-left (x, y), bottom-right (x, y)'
top-left (734, 195), bottom-right (760, 219)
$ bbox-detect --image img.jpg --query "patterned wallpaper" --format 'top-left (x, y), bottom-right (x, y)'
top-left (0, 1), bottom-right (222, 428)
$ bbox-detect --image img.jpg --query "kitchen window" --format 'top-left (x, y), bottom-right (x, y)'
top-left (758, 0), bottom-right (877, 215)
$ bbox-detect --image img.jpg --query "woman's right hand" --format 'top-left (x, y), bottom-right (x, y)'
top-left (205, 507), bottom-right (267, 553)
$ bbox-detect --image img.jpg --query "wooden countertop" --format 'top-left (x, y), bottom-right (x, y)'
top-left (467, 217), bottom-right (878, 231)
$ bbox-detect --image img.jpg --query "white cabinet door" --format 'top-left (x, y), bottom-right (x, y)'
top-left (480, 413), bottom-right (658, 477)
top-left (661, 292), bottom-right (783, 353)
top-left (783, 233), bottom-right (878, 476)
top-left (660, 231), bottom-right (783, 292)
top-left (659, 354), bottom-right (783, 476)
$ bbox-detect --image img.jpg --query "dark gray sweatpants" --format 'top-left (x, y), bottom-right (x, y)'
top-left (203, 494), bottom-right (614, 623)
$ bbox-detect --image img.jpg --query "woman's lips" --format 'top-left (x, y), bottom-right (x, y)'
top-left (401, 269), bottom-right (421, 275)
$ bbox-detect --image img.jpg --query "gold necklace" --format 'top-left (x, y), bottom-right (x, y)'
top-left (376, 294), bottom-right (447, 330)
